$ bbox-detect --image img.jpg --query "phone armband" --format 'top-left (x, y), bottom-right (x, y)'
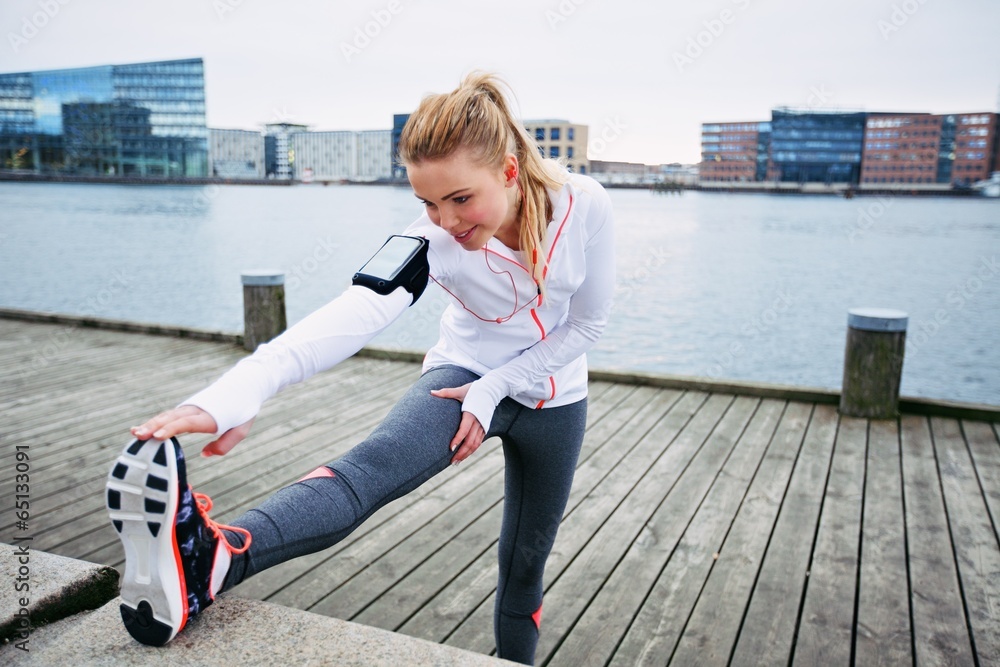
top-left (351, 235), bottom-right (430, 304)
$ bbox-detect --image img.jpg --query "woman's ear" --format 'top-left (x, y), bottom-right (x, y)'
top-left (504, 154), bottom-right (519, 185)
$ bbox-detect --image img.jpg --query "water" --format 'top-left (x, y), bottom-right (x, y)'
top-left (1, 181), bottom-right (998, 405)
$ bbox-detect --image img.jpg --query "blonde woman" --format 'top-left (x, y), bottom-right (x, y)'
top-left (108, 72), bottom-right (615, 665)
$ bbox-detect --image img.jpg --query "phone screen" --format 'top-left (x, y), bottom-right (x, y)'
top-left (359, 236), bottom-right (423, 280)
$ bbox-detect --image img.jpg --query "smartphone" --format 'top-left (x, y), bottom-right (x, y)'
top-left (357, 235), bottom-right (425, 281)
top-left (352, 235), bottom-right (429, 300)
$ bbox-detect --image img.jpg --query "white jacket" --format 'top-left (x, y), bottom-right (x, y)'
top-left (183, 172), bottom-right (615, 435)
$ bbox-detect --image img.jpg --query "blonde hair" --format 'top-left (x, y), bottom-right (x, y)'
top-left (397, 72), bottom-right (567, 290)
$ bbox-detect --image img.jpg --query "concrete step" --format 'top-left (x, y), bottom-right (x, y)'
top-left (1, 543), bottom-right (119, 644)
top-left (1, 546), bottom-right (514, 665)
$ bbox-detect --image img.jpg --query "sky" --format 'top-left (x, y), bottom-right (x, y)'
top-left (2, 0), bottom-right (999, 165)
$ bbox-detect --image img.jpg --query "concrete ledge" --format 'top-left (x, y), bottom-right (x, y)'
top-left (0, 546), bottom-right (119, 643)
top-left (4, 594), bottom-right (516, 666)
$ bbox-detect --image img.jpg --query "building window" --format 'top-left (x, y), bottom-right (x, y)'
top-left (549, 146), bottom-right (560, 158)
top-left (567, 146), bottom-right (574, 158)
top-left (535, 128), bottom-right (545, 141)
top-left (550, 127), bottom-right (560, 141)
top-left (567, 127), bottom-right (574, 141)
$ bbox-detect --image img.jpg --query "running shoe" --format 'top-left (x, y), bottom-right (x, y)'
top-left (106, 436), bottom-right (251, 646)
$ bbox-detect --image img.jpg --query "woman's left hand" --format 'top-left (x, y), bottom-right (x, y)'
top-left (430, 383), bottom-right (485, 464)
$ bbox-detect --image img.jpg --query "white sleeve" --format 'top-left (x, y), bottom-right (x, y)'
top-left (460, 193), bottom-right (616, 431)
top-left (181, 285), bottom-right (411, 436)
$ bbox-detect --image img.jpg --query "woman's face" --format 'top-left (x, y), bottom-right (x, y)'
top-left (407, 149), bottom-right (519, 251)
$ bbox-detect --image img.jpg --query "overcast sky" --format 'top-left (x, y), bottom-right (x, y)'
top-left (2, 0), bottom-right (998, 164)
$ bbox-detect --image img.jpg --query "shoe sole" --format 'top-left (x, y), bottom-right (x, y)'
top-left (107, 437), bottom-right (186, 646)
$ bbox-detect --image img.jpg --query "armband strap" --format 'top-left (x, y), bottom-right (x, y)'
top-left (351, 235), bottom-right (430, 305)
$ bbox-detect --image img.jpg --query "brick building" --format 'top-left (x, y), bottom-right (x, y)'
top-left (699, 121), bottom-right (770, 182)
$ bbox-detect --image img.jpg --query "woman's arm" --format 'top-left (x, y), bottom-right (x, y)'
top-left (181, 285), bottom-right (413, 437)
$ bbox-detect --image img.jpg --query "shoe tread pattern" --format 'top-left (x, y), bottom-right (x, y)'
top-left (107, 438), bottom-right (184, 646)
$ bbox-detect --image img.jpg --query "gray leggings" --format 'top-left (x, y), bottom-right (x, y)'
top-left (222, 365), bottom-right (587, 665)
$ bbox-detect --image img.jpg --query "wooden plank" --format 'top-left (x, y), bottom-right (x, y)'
top-left (854, 419), bottom-right (912, 666)
top-left (962, 420), bottom-right (1000, 538)
top-left (306, 467), bottom-right (506, 619)
top-left (900, 415), bottom-right (976, 667)
top-left (667, 401), bottom-right (813, 667)
top-left (528, 395), bottom-right (757, 663)
top-left (604, 399), bottom-right (790, 665)
top-left (729, 403), bottom-right (839, 666)
top-left (792, 414), bottom-right (866, 666)
top-left (351, 503), bottom-right (506, 630)
top-left (932, 416), bottom-right (1000, 662)
top-left (399, 390), bottom-right (708, 646)
top-left (397, 541), bottom-right (500, 643)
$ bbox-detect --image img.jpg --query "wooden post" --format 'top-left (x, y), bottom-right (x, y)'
top-left (839, 308), bottom-right (908, 418)
top-left (241, 271), bottom-right (287, 352)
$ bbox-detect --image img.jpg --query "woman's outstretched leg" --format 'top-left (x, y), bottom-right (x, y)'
top-left (108, 365), bottom-right (478, 645)
top-left (222, 365), bottom-right (480, 587)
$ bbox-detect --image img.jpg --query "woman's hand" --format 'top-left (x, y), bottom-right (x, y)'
top-left (430, 383), bottom-right (485, 465)
top-left (131, 406), bottom-right (255, 458)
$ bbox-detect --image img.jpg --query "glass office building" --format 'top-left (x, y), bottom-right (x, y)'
top-left (0, 58), bottom-right (208, 177)
top-left (768, 109), bottom-right (866, 184)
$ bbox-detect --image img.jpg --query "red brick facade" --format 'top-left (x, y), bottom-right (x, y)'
top-left (861, 114), bottom-right (942, 185)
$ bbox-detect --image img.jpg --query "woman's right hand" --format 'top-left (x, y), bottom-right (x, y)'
top-left (131, 406), bottom-right (255, 458)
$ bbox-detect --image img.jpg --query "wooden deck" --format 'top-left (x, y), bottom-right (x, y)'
top-left (3, 317), bottom-right (999, 666)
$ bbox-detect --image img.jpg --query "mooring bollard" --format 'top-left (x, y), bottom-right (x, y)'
top-left (839, 308), bottom-right (908, 418)
top-left (241, 271), bottom-right (287, 352)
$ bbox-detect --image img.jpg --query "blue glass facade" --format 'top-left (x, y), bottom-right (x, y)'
top-left (0, 58), bottom-right (207, 177)
top-left (768, 110), bottom-right (866, 183)
top-left (391, 113), bottom-right (410, 179)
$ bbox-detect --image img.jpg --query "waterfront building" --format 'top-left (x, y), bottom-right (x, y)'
top-left (703, 108), bottom-right (998, 190)
top-left (290, 130), bottom-right (355, 181)
top-left (950, 113), bottom-right (998, 187)
top-left (264, 122), bottom-right (307, 180)
top-left (699, 121), bottom-right (771, 182)
top-left (861, 112), bottom-right (999, 188)
top-left (588, 160), bottom-right (654, 185)
top-left (0, 58), bottom-right (208, 177)
top-left (391, 113), bottom-right (409, 179)
top-left (209, 128), bottom-right (265, 179)
top-left (524, 119), bottom-right (590, 174)
top-left (356, 130), bottom-right (392, 181)
top-left (287, 129), bottom-right (392, 182)
top-left (767, 108), bottom-right (866, 184)
top-left (861, 113), bottom-right (943, 186)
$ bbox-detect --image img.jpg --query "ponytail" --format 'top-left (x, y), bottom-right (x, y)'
top-left (397, 72), bottom-right (567, 293)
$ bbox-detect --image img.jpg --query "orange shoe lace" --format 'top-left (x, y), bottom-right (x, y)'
top-left (193, 490), bottom-right (252, 555)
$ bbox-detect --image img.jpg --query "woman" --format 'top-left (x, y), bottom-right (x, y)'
top-left (107, 72), bottom-right (615, 665)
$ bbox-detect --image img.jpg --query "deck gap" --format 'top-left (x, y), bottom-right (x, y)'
top-left (898, 416), bottom-right (918, 666)
top-left (848, 419), bottom-right (871, 667)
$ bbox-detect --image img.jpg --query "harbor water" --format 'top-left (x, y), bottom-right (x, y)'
top-left (1, 181), bottom-right (997, 405)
